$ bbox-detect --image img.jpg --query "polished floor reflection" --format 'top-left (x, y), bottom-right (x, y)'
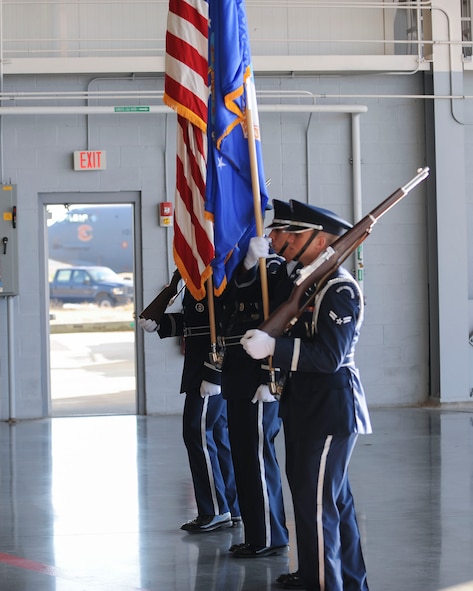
top-left (1, 407), bottom-right (473, 591)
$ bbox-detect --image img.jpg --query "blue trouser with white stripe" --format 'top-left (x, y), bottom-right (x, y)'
top-left (226, 398), bottom-right (288, 548)
top-left (285, 433), bottom-right (369, 591)
top-left (183, 390), bottom-right (239, 518)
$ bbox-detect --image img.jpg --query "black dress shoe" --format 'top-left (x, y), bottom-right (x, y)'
top-left (276, 572), bottom-right (306, 589)
top-left (180, 513), bottom-right (232, 533)
top-left (231, 542), bottom-right (288, 558)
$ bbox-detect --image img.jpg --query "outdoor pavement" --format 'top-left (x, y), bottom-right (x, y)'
top-left (49, 304), bottom-right (136, 416)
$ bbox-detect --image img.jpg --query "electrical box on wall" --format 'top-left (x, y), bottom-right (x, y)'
top-left (0, 184), bottom-right (19, 296)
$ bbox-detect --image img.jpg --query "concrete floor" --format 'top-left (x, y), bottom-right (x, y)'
top-left (1, 406), bottom-right (472, 591)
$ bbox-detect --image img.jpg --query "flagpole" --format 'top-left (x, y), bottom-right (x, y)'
top-left (245, 80), bottom-right (270, 320)
top-left (206, 275), bottom-right (221, 366)
top-left (245, 78), bottom-right (279, 395)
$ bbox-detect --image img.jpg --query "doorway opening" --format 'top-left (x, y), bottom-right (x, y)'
top-left (41, 196), bottom-right (142, 417)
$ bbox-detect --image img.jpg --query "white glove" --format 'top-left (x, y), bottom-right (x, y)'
top-left (138, 317), bottom-right (158, 332)
top-left (241, 329), bottom-right (276, 359)
top-left (251, 384), bottom-right (277, 403)
top-left (200, 380), bottom-right (222, 398)
top-left (243, 236), bottom-right (270, 270)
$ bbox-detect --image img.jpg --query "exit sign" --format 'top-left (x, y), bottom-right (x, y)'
top-left (73, 150), bottom-right (107, 170)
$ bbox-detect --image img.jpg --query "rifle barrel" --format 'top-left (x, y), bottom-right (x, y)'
top-left (371, 166), bottom-right (430, 224)
top-left (259, 167), bottom-right (430, 337)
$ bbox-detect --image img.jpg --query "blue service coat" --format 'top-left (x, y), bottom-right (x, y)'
top-left (221, 253), bottom-right (294, 400)
top-left (275, 266), bottom-right (371, 436)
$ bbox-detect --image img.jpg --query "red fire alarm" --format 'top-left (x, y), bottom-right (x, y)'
top-left (159, 202), bottom-right (173, 227)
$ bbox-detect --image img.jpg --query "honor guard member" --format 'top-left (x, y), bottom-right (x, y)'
top-left (241, 201), bottom-right (372, 590)
top-left (266, 199), bottom-right (303, 279)
top-left (266, 199), bottom-right (292, 257)
top-left (221, 234), bottom-right (290, 558)
top-left (139, 287), bottom-right (240, 533)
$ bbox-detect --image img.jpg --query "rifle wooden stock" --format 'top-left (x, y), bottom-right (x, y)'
top-left (140, 268), bottom-right (182, 322)
top-left (260, 167), bottom-right (430, 337)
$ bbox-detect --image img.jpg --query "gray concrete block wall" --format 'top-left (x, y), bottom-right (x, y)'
top-left (260, 72), bottom-right (429, 407)
top-left (0, 71), bottom-right (430, 419)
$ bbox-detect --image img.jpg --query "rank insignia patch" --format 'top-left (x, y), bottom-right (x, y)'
top-left (328, 310), bottom-right (352, 325)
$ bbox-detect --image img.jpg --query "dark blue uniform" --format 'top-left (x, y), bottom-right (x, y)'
top-left (221, 254), bottom-right (290, 552)
top-left (274, 267), bottom-right (371, 590)
top-left (158, 290), bottom-right (239, 521)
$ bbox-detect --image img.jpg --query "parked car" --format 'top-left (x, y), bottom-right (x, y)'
top-left (49, 266), bottom-right (133, 307)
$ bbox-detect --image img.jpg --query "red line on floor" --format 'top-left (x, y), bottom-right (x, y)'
top-left (0, 552), bottom-right (58, 576)
top-left (0, 552), bottom-right (151, 591)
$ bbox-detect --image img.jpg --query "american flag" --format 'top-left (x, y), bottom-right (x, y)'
top-left (163, 0), bottom-right (214, 301)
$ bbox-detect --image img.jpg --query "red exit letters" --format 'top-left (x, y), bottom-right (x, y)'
top-left (73, 151), bottom-right (107, 170)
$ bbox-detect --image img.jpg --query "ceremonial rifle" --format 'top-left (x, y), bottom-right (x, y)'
top-left (139, 268), bottom-right (183, 323)
top-left (259, 167), bottom-right (430, 338)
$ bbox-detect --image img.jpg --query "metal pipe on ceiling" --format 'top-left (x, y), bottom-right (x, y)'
top-left (0, 104), bottom-right (368, 115)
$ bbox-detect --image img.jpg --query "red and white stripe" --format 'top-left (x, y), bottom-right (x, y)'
top-left (164, 0), bottom-right (214, 300)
